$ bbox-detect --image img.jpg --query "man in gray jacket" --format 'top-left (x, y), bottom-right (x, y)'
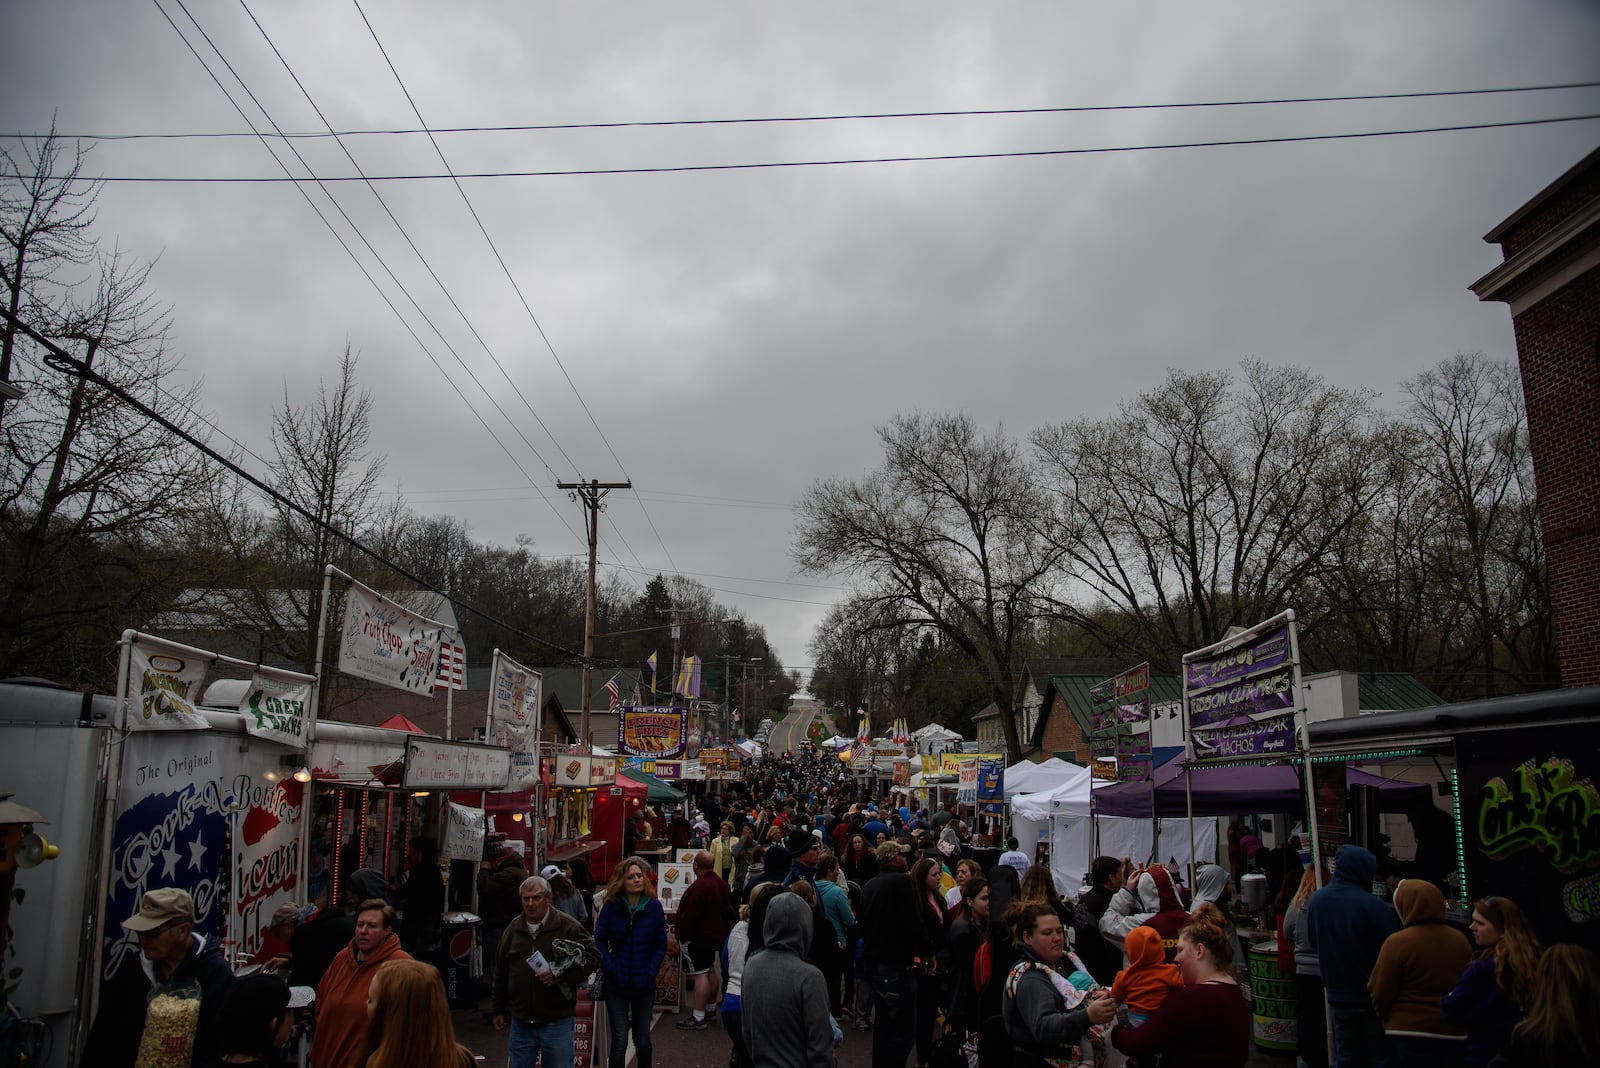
top-left (741, 892), bottom-right (836, 1068)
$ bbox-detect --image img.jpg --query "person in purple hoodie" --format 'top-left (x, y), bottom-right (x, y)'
top-left (1441, 895), bottom-right (1543, 1068)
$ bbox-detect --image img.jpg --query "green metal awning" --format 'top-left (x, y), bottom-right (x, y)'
top-left (619, 767), bottom-right (687, 803)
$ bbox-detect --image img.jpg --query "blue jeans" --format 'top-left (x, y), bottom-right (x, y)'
top-left (604, 986), bottom-right (655, 1068)
top-left (722, 999), bottom-right (752, 1068)
top-left (1330, 1005), bottom-right (1392, 1068)
top-left (868, 965), bottom-right (917, 1068)
top-left (509, 1015), bottom-right (576, 1068)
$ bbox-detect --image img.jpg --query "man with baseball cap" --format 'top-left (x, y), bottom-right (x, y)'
top-left (81, 887), bottom-right (236, 1068)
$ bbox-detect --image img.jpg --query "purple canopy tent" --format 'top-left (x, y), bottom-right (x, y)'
top-left (1091, 757), bottom-right (1428, 818)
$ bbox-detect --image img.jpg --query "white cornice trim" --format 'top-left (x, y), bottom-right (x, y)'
top-left (1472, 197), bottom-right (1600, 311)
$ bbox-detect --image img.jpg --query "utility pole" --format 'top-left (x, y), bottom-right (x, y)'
top-left (558, 479), bottom-right (631, 747)
top-left (720, 653), bottom-right (737, 746)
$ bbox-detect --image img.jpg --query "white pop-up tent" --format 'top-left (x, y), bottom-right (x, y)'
top-left (1003, 757), bottom-right (1080, 800)
top-left (1010, 764), bottom-right (1218, 895)
top-left (1010, 763), bottom-right (1093, 820)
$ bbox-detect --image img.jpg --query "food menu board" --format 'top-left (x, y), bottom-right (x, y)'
top-left (654, 918), bottom-right (681, 1008)
top-left (655, 862), bottom-right (694, 912)
top-left (403, 738), bottom-right (512, 789)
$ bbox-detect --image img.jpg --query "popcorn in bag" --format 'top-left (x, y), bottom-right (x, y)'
top-left (134, 978), bottom-right (202, 1068)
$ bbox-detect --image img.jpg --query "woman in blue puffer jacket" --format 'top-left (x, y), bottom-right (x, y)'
top-left (595, 857), bottom-right (669, 1068)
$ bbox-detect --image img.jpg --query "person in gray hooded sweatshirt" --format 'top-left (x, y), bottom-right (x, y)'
top-left (1189, 863), bottom-right (1245, 978)
top-left (742, 893), bottom-right (836, 1068)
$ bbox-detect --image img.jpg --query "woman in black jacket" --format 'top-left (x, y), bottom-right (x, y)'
top-left (910, 856), bottom-right (952, 1068)
top-left (947, 877), bottom-right (990, 1036)
top-left (841, 832), bottom-right (879, 885)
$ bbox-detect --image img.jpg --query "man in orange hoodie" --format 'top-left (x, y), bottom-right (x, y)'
top-left (1111, 926), bottom-right (1183, 1028)
top-left (310, 898), bottom-right (412, 1068)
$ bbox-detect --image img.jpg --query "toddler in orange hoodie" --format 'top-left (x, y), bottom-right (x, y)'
top-left (1111, 925), bottom-right (1183, 1029)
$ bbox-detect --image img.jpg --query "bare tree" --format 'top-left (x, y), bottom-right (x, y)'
top-left (1400, 353), bottom-right (1551, 694)
top-left (794, 413), bottom-right (1066, 762)
top-left (197, 344), bottom-right (390, 678)
top-left (0, 125), bottom-right (97, 426)
top-left (1032, 361), bottom-right (1394, 664)
top-left (0, 132), bottom-right (210, 682)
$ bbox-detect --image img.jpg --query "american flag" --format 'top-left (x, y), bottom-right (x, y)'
top-left (604, 674), bottom-right (621, 711)
top-left (436, 637), bottom-right (466, 690)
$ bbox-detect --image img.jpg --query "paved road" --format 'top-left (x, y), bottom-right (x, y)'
top-left (455, 1002), bottom-right (875, 1068)
top-left (765, 706), bottom-right (815, 753)
top-left (454, 1000), bottom-right (1288, 1067)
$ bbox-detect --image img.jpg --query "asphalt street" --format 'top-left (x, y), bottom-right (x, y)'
top-left (764, 707), bottom-right (814, 753)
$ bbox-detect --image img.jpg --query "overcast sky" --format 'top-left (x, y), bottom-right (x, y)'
top-left (4, 1), bottom-right (1598, 679)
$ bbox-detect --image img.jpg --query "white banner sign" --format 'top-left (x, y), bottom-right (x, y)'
top-left (338, 582), bottom-right (445, 694)
top-left (489, 650), bottom-right (541, 733)
top-left (238, 672), bottom-right (313, 749)
top-left (441, 802), bottom-right (487, 861)
top-left (403, 738), bottom-right (512, 790)
top-left (956, 758), bottom-right (979, 803)
top-left (128, 639), bottom-right (210, 731)
top-left (488, 650), bottom-right (541, 789)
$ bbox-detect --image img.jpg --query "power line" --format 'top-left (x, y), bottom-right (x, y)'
top-left (235, 0), bottom-right (583, 479)
top-left (351, 0), bottom-right (684, 587)
top-left (3, 306), bottom-right (586, 660)
top-left (43, 111), bottom-right (1600, 183)
top-left (21, 80), bottom-right (1600, 141)
top-left (151, 0), bottom-right (584, 549)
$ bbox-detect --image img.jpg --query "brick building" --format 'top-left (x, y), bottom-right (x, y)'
top-left (1472, 146), bottom-right (1600, 686)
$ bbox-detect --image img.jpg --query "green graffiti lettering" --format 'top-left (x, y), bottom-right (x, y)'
top-left (1477, 757), bottom-right (1600, 874)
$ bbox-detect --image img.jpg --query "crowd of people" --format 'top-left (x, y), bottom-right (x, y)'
top-left (81, 745), bottom-right (1600, 1068)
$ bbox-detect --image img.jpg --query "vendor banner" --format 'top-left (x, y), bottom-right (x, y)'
top-left (1117, 732), bottom-right (1152, 759)
top-left (1185, 623), bottom-right (1291, 692)
top-left (338, 580), bottom-right (446, 694)
top-left (487, 651), bottom-right (541, 790)
top-left (1191, 713), bottom-right (1295, 759)
top-left (1184, 616), bottom-right (1299, 730)
top-left (103, 732), bottom-right (304, 990)
top-left (1115, 755), bottom-right (1153, 782)
top-left (619, 706), bottom-right (689, 758)
top-left (1090, 663), bottom-right (1152, 733)
top-left (1458, 723), bottom-right (1600, 952)
top-left (977, 757), bottom-right (1004, 804)
top-left (441, 802), bottom-right (486, 862)
top-left (127, 637), bottom-right (211, 731)
top-left (1092, 736), bottom-right (1118, 760)
top-left (957, 758), bottom-right (979, 803)
top-left (238, 671), bottom-right (313, 749)
top-left (488, 649), bottom-right (542, 735)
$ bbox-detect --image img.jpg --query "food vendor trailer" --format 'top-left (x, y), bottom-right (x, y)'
top-left (1306, 684), bottom-right (1600, 952)
top-left (0, 665), bottom-right (510, 1068)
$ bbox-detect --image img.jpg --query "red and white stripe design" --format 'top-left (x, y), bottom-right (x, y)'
top-left (437, 640), bottom-right (466, 690)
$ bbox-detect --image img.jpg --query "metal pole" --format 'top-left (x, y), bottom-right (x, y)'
top-left (80, 631), bottom-right (135, 1063)
top-left (300, 566), bottom-right (336, 908)
top-left (1183, 683), bottom-right (1196, 891)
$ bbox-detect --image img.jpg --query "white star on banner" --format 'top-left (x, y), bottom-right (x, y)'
top-left (187, 837), bottom-right (208, 872)
top-left (160, 845), bottom-right (181, 878)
